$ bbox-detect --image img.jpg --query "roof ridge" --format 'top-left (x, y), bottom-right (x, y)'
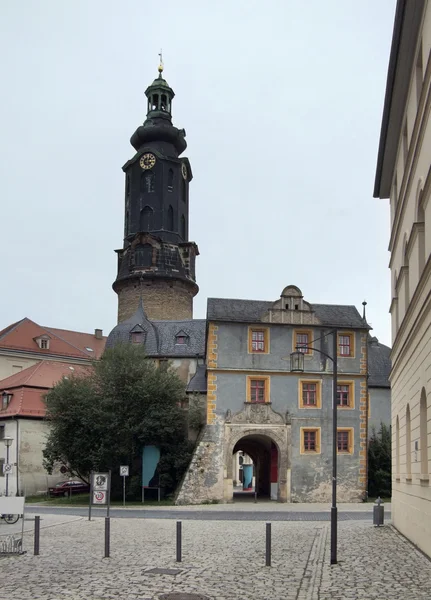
top-left (0, 317), bottom-right (29, 341)
top-left (46, 325), bottom-right (106, 338)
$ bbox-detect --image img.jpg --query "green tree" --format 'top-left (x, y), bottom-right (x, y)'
top-left (43, 344), bottom-right (193, 497)
top-left (368, 422), bottom-right (392, 498)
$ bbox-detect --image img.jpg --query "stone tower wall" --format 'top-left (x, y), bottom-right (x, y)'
top-left (116, 278), bottom-right (194, 322)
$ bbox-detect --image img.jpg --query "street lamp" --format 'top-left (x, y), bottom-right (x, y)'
top-left (291, 329), bottom-right (338, 565)
top-left (3, 436), bottom-right (13, 497)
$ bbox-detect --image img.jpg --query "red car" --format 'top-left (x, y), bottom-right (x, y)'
top-left (48, 480), bottom-right (90, 497)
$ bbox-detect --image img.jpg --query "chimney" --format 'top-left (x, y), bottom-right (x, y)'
top-left (95, 329), bottom-right (103, 340)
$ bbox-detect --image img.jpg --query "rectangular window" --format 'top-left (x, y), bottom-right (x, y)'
top-left (0, 425), bottom-right (4, 440)
top-left (337, 429), bottom-right (353, 454)
top-left (131, 332), bottom-right (144, 344)
top-left (0, 459), bottom-right (4, 477)
top-left (247, 376), bottom-right (269, 403)
top-left (294, 330), bottom-right (312, 354)
top-left (304, 430), bottom-right (316, 451)
top-left (248, 327), bottom-right (269, 354)
top-left (250, 379), bottom-right (265, 403)
top-left (40, 339), bottom-right (49, 349)
top-left (302, 383), bottom-right (317, 406)
top-left (252, 330), bottom-right (265, 352)
top-left (301, 428), bottom-right (321, 454)
top-left (338, 333), bottom-right (354, 357)
top-left (336, 382), bottom-right (354, 408)
top-left (299, 380), bottom-right (321, 409)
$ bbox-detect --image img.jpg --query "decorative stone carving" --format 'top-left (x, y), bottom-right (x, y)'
top-left (230, 402), bottom-right (285, 425)
top-left (225, 409), bottom-right (232, 423)
top-left (285, 410), bottom-right (292, 425)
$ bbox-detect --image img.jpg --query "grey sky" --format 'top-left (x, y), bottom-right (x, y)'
top-left (0, 0), bottom-right (395, 346)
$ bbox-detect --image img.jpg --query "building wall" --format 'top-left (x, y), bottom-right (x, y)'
top-left (0, 418), bottom-right (61, 496)
top-left (196, 321), bottom-right (368, 503)
top-left (368, 387), bottom-right (391, 437)
top-left (0, 355), bottom-right (38, 380)
top-left (387, 5), bottom-right (431, 558)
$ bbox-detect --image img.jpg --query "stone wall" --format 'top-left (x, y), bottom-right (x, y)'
top-left (116, 278), bottom-right (195, 322)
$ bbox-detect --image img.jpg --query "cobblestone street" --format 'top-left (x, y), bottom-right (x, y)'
top-left (1, 513), bottom-right (431, 600)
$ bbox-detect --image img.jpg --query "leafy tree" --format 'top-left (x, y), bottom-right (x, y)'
top-left (368, 422), bottom-right (392, 498)
top-left (43, 344), bottom-right (193, 497)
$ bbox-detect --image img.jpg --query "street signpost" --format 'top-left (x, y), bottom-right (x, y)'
top-left (120, 466), bottom-right (129, 507)
top-left (2, 463), bottom-right (13, 475)
top-left (88, 471), bottom-right (111, 521)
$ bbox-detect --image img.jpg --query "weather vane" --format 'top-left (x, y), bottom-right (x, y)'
top-left (158, 49), bottom-right (164, 74)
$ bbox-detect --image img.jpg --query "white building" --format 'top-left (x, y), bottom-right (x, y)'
top-left (374, 0), bottom-right (431, 557)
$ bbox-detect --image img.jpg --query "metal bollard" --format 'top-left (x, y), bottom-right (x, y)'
top-left (373, 497), bottom-right (384, 527)
top-left (34, 516), bottom-right (40, 555)
top-left (176, 521), bottom-right (182, 562)
top-left (265, 522), bottom-right (271, 567)
top-left (104, 517), bottom-right (110, 558)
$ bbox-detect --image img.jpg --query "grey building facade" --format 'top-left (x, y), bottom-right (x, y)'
top-left (176, 285), bottom-right (391, 504)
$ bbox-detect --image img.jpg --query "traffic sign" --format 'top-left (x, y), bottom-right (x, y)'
top-left (93, 490), bottom-right (107, 505)
top-left (2, 463), bottom-right (13, 475)
top-left (120, 465), bottom-right (129, 477)
top-left (92, 472), bottom-right (109, 491)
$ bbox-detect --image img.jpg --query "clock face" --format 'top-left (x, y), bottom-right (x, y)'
top-left (140, 153), bottom-right (156, 170)
top-left (181, 163), bottom-right (187, 180)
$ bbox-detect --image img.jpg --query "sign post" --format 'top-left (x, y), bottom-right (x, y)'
top-left (88, 472), bottom-right (111, 520)
top-left (120, 466), bottom-right (129, 507)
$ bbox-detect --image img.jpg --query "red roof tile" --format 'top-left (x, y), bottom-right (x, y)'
top-left (0, 361), bottom-right (91, 417)
top-left (0, 318), bottom-right (106, 359)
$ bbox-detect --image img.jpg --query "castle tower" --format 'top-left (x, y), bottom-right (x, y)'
top-left (113, 60), bottom-right (199, 322)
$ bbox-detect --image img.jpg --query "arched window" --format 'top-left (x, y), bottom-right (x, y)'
top-left (420, 388), bottom-right (429, 475)
top-left (161, 94), bottom-right (167, 111)
top-left (167, 205), bottom-right (174, 231)
top-left (124, 211), bottom-right (129, 237)
top-left (168, 169), bottom-right (174, 192)
top-left (141, 171), bottom-right (155, 193)
top-left (181, 215), bottom-right (186, 240)
top-left (140, 206), bottom-right (153, 231)
top-left (151, 94), bottom-right (159, 111)
top-left (403, 237), bottom-right (410, 308)
top-left (134, 244), bottom-right (152, 267)
top-left (396, 415), bottom-right (400, 476)
top-left (406, 404), bottom-right (412, 477)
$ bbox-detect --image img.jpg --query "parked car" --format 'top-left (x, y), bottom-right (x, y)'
top-left (48, 480), bottom-right (90, 497)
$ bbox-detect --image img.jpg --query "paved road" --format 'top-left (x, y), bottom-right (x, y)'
top-left (0, 516), bottom-right (427, 600)
top-left (23, 505), bottom-right (389, 521)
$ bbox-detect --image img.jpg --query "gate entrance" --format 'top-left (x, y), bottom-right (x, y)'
top-left (232, 434), bottom-right (278, 501)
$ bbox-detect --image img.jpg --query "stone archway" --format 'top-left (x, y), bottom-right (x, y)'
top-left (224, 424), bottom-right (290, 502)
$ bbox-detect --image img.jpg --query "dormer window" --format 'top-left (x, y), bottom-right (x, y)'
top-left (34, 336), bottom-right (50, 350)
top-left (2, 392), bottom-right (12, 410)
top-left (131, 332), bottom-right (145, 344)
top-left (175, 331), bottom-right (189, 345)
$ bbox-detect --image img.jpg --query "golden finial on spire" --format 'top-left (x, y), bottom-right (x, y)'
top-left (158, 49), bottom-right (164, 74)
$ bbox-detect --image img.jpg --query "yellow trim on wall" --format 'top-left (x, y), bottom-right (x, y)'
top-left (248, 326), bottom-right (270, 354)
top-left (293, 329), bottom-right (313, 355)
top-left (298, 379), bottom-right (322, 409)
top-left (336, 380), bottom-right (355, 409)
top-left (246, 375), bottom-right (270, 403)
top-left (337, 331), bottom-right (355, 358)
top-left (300, 427), bottom-right (321, 454)
top-left (337, 427), bottom-right (354, 454)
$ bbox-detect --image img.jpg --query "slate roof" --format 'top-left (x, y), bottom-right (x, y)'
top-left (106, 300), bottom-right (206, 358)
top-left (186, 364), bottom-right (207, 393)
top-left (206, 298), bottom-right (368, 329)
top-left (368, 337), bottom-right (391, 388)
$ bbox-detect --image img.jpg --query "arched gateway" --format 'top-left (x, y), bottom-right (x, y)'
top-left (224, 404), bottom-right (291, 502)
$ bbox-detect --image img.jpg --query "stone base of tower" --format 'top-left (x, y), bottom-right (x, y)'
top-left (115, 278), bottom-right (197, 322)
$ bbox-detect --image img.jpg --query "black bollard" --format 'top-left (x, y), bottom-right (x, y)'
top-left (34, 516), bottom-right (40, 556)
top-left (104, 517), bottom-right (110, 558)
top-left (176, 521), bottom-right (182, 562)
top-left (265, 522), bottom-right (271, 567)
